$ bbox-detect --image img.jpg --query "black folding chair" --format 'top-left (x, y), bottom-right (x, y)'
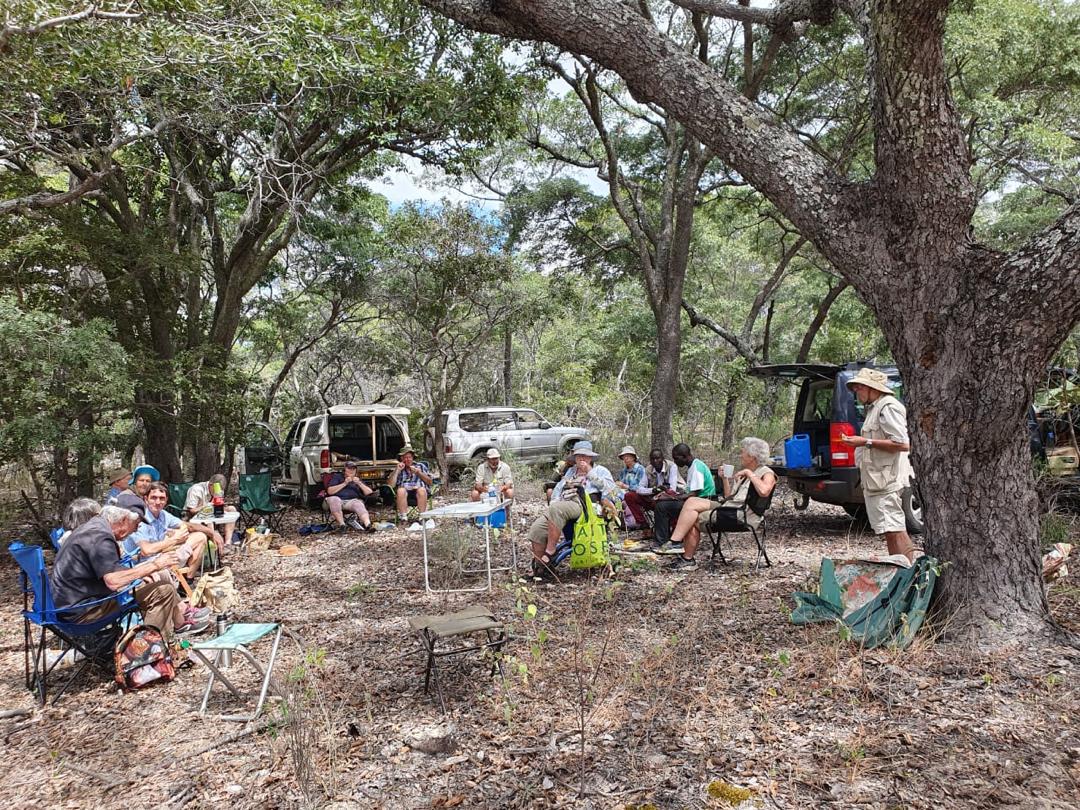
top-left (706, 486), bottom-right (774, 569)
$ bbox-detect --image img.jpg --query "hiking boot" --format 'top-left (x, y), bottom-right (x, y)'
top-left (668, 555), bottom-right (698, 572)
top-left (654, 541), bottom-right (685, 555)
top-left (175, 616), bottom-right (211, 637)
top-left (184, 605), bottom-right (211, 623)
top-left (344, 515), bottom-right (364, 531)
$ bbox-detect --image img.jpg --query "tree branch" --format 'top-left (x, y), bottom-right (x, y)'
top-left (0, 170), bottom-right (113, 216)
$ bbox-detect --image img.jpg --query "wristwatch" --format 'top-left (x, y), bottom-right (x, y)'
top-left (865, 438), bottom-right (875, 449)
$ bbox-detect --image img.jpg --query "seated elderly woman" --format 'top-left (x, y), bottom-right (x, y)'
top-left (663, 437), bottom-right (777, 572)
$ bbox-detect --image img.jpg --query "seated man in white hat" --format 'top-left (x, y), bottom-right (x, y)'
top-left (839, 367), bottom-right (916, 561)
top-left (469, 448), bottom-right (515, 502)
top-left (526, 440), bottom-right (617, 576)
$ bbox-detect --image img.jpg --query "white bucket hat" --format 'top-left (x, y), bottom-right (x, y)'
top-left (845, 367), bottom-right (893, 395)
top-left (618, 445), bottom-right (638, 459)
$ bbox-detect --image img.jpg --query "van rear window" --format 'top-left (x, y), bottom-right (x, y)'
top-left (330, 418), bottom-right (373, 460)
top-left (802, 381), bottom-right (834, 423)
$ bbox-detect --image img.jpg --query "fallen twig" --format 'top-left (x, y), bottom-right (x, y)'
top-left (0, 708), bottom-right (32, 720)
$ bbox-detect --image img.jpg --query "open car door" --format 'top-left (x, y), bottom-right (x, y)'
top-left (239, 422), bottom-right (284, 477)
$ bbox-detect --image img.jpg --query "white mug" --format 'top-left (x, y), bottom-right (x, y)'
top-left (722, 464), bottom-right (735, 479)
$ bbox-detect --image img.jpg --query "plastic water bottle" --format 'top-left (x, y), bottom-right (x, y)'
top-left (216, 614), bottom-right (231, 668)
top-left (487, 482), bottom-right (497, 505)
top-left (1047, 429), bottom-right (1056, 451)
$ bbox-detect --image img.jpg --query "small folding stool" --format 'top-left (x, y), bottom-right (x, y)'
top-left (407, 606), bottom-right (508, 713)
top-left (190, 622), bottom-right (283, 722)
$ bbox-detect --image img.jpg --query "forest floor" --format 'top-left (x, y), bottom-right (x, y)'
top-left (0, 479), bottom-right (1078, 809)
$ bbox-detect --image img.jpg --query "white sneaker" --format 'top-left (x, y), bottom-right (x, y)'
top-left (424, 519), bottom-right (436, 530)
top-left (407, 522), bottom-right (423, 533)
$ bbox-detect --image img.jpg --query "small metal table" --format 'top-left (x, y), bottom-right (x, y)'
top-left (188, 510), bottom-right (240, 570)
top-left (421, 500), bottom-right (516, 594)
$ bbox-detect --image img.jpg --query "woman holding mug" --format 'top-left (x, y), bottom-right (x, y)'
top-left (663, 437), bottom-right (777, 571)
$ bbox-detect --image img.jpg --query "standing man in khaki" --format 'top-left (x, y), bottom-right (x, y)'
top-left (840, 368), bottom-right (916, 561)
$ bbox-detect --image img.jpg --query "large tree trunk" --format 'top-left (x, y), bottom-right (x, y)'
top-left (140, 396), bottom-right (183, 482)
top-left (650, 295), bottom-right (681, 453)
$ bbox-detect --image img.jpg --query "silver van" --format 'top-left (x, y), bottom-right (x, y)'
top-left (240, 404), bottom-right (411, 507)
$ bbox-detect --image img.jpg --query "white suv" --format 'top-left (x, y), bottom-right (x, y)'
top-left (241, 404), bottom-right (411, 507)
top-left (427, 407), bottom-right (590, 473)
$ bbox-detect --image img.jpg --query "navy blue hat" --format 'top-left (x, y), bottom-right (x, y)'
top-left (115, 491), bottom-right (152, 524)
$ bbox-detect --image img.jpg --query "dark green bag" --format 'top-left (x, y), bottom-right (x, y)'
top-left (791, 556), bottom-right (938, 649)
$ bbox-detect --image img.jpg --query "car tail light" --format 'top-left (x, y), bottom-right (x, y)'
top-left (444, 440), bottom-right (452, 453)
top-left (320, 449), bottom-right (330, 469)
top-left (830, 422), bottom-right (857, 467)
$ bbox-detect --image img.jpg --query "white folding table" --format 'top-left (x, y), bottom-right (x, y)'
top-left (420, 500), bottom-right (516, 594)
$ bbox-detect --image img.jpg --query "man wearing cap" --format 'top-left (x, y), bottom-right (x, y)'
top-left (527, 440), bottom-right (617, 576)
top-left (840, 367), bottom-right (916, 560)
top-left (470, 448), bottom-right (515, 503)
top-left (389, 446), bottom-right (433, 521)
top-left (103, 466), bottom-right (133, 505)
top-left (50, 504), bottom-right (203, 639)
top-left (324, 461), bottom-right (377, 533)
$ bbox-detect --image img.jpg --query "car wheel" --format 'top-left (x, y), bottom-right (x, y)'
top-left (423, 431), bottom-right (436, 457)
top-left (902, 486), bottom-right (924, 535)
top-left (302, 474), bottom-right (321, 509)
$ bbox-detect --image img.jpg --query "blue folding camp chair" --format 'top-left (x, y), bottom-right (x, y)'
top-left (9, 542), bottom-right (139, 705)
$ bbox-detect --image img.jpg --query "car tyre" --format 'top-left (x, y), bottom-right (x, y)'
top-left (301, 474), bottom-right (321, 509)
top-left (902, 485), bottom-right (924, 535)
top-left (423, 431), bottom-right (436, 458)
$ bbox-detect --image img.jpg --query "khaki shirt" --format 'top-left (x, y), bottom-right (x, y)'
top-left (856, 395), bottom-right (912, 495)
top-left (476, 460), bottom-right (513, 488)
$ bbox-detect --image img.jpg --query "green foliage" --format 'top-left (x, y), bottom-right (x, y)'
top-left (0, 296), bottom-right (132, 485)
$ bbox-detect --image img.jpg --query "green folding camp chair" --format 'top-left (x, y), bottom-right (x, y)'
top-left (189, 622), bottom-right (284, 721)
top-left (238, 472), bottom-right (289, 534)
top-left (166, 481), bottom-right (195, 518)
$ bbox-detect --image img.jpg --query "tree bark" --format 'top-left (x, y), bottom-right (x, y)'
top-left (503, 323), bottom-right (512, 407)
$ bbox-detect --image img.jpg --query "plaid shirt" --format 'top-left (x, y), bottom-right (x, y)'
top-left (395, 460), bottom-right (431, 492)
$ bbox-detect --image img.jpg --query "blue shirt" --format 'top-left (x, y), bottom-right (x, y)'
top-left (395, 460), bottom-right (431, 492)
top-left (617, 462), bottom-right (647, 493)
top-left (124, 507), bottom-right (182, 556)
top-left (104, 486), bottom-right (123, 505)
top-left (327, 472), bottom-right (365, 501)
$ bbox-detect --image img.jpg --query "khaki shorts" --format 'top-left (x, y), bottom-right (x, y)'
top-left (864, 490), bottom-right (906, 534)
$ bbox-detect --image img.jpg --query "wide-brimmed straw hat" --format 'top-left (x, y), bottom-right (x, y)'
top-left (618, 445), bottom-right (638, 459)
top-left (846, 367), bottom-right (893, 395)
top-left (570, 440), bottom-right (599, 458)
top-left (398, 446), bottom-right (416, 458)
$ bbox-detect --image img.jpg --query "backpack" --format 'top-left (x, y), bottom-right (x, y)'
top-left (114, 624), bottom-right (176, 690)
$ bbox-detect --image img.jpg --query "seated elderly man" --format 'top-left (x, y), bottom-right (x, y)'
top-left (469, 448), bottom-right (515, 502)
top-left (184, 472), bottom-right (235, 549)
top-left (102, 466), bottom-right (133, 505)
top-left (663, 437), bottom-right (777, 572)
top-left (389, 446), bottom-right (434, 522)
top-left (324, 460), bottom-right (377, 533)
top-left (527, 440), bottom-right (616, 577)
top-left (50, 504), bottom-right (208, 639)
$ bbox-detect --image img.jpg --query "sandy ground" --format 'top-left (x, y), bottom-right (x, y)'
top-left (0, 481), bottom-right (1078, 809)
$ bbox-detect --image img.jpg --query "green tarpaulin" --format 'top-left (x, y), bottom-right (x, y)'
top-left (791, 555), bottom-right (938, 649)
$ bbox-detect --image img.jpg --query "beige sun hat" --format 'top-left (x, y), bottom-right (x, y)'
top-left (846, 367), bottom-right (893, 395)
top-left (618, 445), bottom-right (638, 459)
top-left (485, 448), bottom-right (501, 459)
